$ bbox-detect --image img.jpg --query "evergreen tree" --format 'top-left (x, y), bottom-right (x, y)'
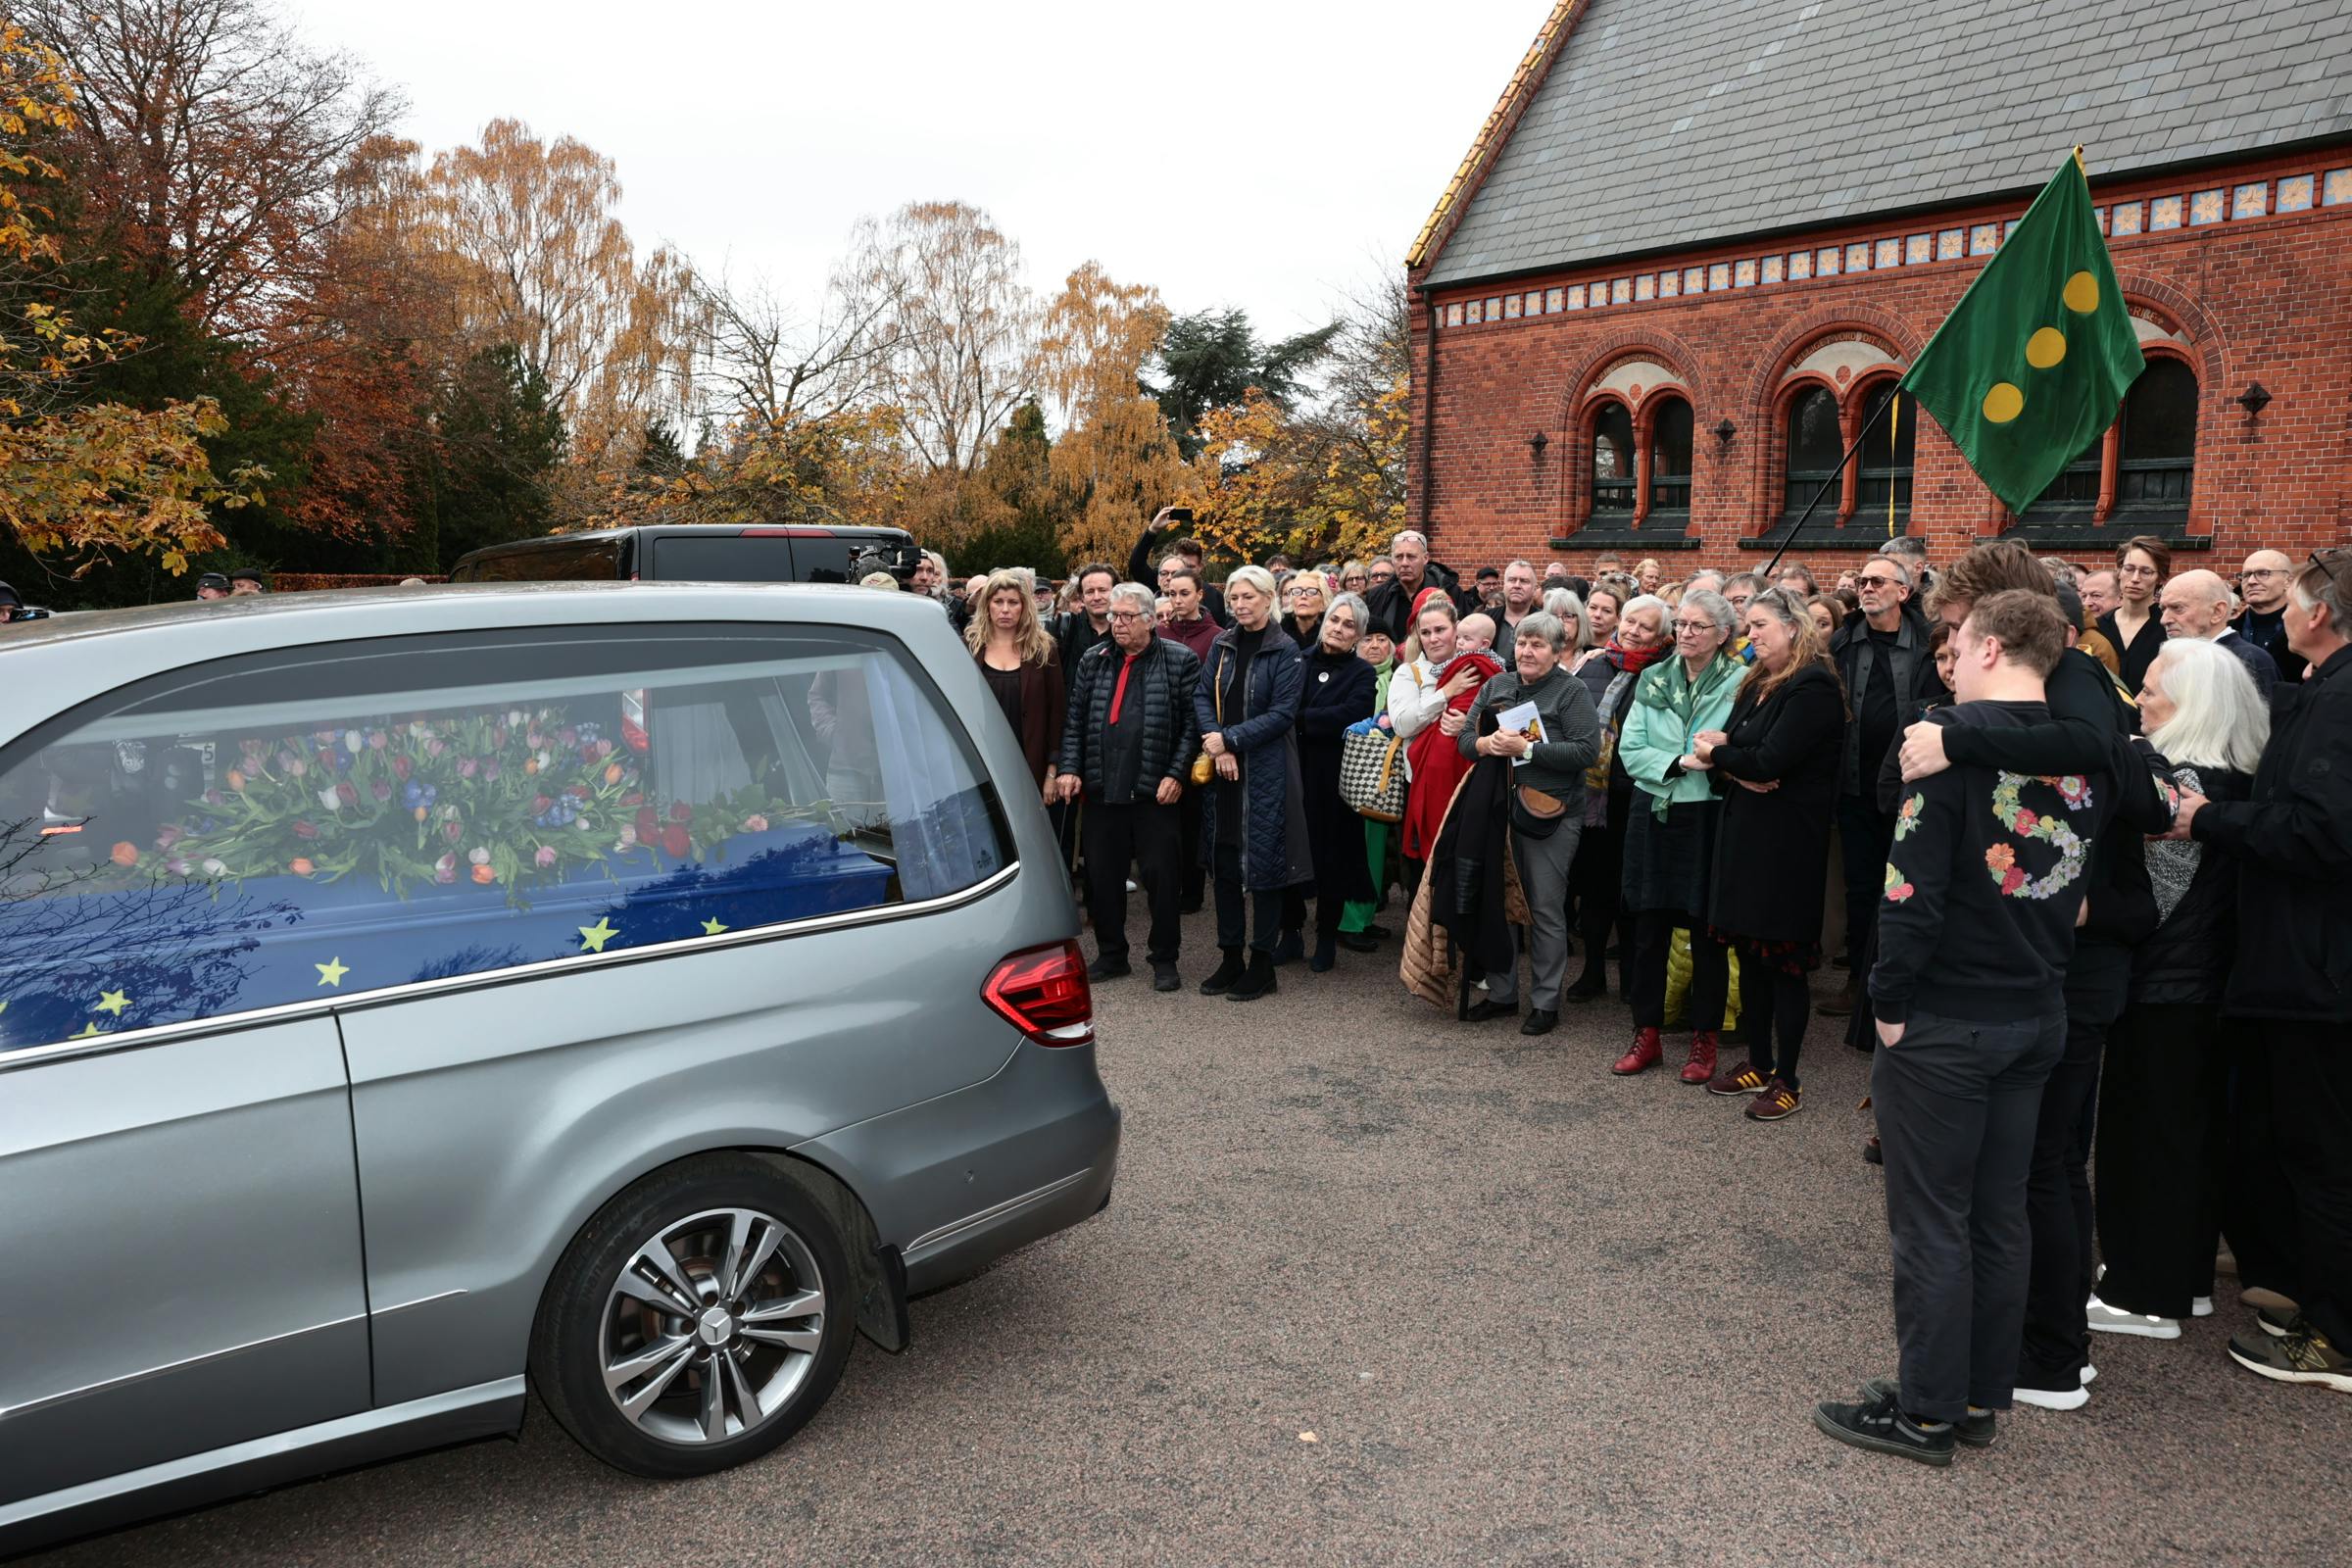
top-left (1148, 310), bottom-right (1343, 460)
top-left (409, 347), bottom-right (566, 573)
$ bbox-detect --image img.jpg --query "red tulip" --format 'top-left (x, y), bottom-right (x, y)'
top-left (668, 801), bottom-right (694, 823)
top-left (660, 824), bottom-right (691, 858)
top-left (292, 819), bottom-right (319, 841)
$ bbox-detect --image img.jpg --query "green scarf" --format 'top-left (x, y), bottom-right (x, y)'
top-left (1634, 652), bottom-right (1741, 817)
top-left (1368, 653), bottom-right (1396, 712)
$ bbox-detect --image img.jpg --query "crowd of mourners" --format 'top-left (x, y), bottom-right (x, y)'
top-left (897, 512), bottom-right (2351, 1464)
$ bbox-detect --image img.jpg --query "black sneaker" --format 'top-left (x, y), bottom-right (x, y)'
top-left (1520, 1007), bottom-right (1558, 1036)
top-left (1462, 999), bottom-right (1517, 1023)
top-left (1862, 1378), bottom-right (1995, 1446)
top-left (1087, 956), bottom-right (1132, 982)
top-left (1151, 961), bottom-right (1181, 993)
top-left (2229, 1316), bottom-right (2352, 1393)
top-left (1811, 1389), bottom-right (1956, 1466)
top-left (1338, 930), bottom-right (1380, 953)
top-left (2257, 1304), bottom-right (2294, 1338)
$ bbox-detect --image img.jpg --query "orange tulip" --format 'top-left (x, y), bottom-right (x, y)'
top-left (289, 858), bottom-right (316, 876)
top-left (225, 768), bottom-right (246, 791)
top-left (523, 759), bottom-right (539, 775)
top-left (469, 862), bottom-right (497, 884)
top-left (109, 841), bottom-right (138, 867)
top-left (604, 762), bottom-right (622, 785)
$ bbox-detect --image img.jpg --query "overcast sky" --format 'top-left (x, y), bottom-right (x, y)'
top-left (284, 0), bottom-right (1554, 337)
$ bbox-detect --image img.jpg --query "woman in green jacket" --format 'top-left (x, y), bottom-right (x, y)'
top-left (1612, 589), bottom-right (1742, 1084)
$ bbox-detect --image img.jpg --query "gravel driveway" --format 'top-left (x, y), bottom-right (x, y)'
top-left (30, 913), bottom-right (2349, 1566)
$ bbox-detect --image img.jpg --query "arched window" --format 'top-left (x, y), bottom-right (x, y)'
top-left (1647, 398), bottom-right (1692, 517)
top-left (1853, 382), bottom-right (1918, 524)
top-left (1592, 403), bottom-right (1636, 517)
top-left (2017, 355), bottom-right (2197, 533)
top-left (1782, 387), bottom-right (1841, 522)
top-left (2116, 358), bottom-right (2196, 513)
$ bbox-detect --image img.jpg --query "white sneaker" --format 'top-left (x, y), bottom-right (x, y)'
top-left (2192, 1296), bottom-right (2214, 1318)
top-left (2081, 1363), bottom-right (2097, 1386)
top-left (2013, 1383), bottom-right (2090, 1411)
top-left (2086, 1295), bottom-right (2181, 1340)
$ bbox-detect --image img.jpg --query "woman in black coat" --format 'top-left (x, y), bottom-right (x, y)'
top-left (1287, 592), bottom-right (1378, 971)
top-left (1690, 588), bottom-right (1847, 1122)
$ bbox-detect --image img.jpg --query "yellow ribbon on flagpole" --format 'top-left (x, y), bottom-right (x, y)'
top-left (1887, 394), bottom-right (1900, 537)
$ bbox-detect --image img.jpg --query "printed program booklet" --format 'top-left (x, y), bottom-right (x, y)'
top-left (1494, 699), bottom-right (1545, 766)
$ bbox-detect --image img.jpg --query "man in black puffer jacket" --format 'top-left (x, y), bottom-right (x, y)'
top-left (1056, 582), bottom-right (1202, 991)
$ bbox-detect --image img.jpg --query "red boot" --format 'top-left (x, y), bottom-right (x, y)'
top-left (1612, 1027), bottom-right (1663, 1076)
top-left (1680, 1029), bottom-right (1720, 1085)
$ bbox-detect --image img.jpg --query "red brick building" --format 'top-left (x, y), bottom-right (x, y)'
top-left (1405, 0), bottom-right (2352, 576)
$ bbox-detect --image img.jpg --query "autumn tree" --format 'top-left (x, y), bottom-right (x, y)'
top-left (1179, 280), bottom-right (1408, 563)
top-left (1034, 262), bottom-right (1190, 563)
top-left (0, 20), bottom-right (255, 581)
top-left (849, 201), bottom-right (1036, 476)
top-left (21, 0), bottom-right (401, 339)
top-left (426, 120), bottom-right (696, 475)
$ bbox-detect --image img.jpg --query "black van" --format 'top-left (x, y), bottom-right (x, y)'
top-left (449, 524), bottom-right (921, 587)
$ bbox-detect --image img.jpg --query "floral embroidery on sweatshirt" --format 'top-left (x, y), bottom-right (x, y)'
top-left (1986, 772), bottom-right (2090, 900)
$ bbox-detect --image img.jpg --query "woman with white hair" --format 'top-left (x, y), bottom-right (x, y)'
top-left (2087, 636), bottom-right (2270, 1348)
top-left (1194, 564), bottom-right (1311, 1003)
top-left (1612, 588), bottom-right (1741, 1084)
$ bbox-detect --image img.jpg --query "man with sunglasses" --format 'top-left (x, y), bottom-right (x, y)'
top-left (2173, 548), bottom-right (2352, 1397)
top-left (1821, 555), bottom-right (1938, 1014)
top-left (2234, 549), bottom-right (2308, 686)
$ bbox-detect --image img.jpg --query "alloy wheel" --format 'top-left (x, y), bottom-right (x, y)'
top-left (599, 1205), bottom-right (826, 1446)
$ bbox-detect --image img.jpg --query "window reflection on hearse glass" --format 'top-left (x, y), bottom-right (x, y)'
top-left (0, 649), bottom-right (1003, 1053)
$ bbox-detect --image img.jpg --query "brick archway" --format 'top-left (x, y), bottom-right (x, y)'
top-left (1560, 326), bottom-right (1705, 426)
top-left (1740, 308), bottom-right (1923, 539)
top-left (2116, 270), bottom-right (2229, 390)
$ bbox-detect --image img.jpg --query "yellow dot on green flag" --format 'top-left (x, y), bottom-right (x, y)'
top-left (578, 916), bottom-right (618, 953)
top-left (316, 956), bottom-right (351, 987)
top-left (2027, 328), bottom-right (2068, 369)
top-left (1983, 382), bottom-right (2025, 423)
top-left (2062, 270), bottom-right (2100, 314)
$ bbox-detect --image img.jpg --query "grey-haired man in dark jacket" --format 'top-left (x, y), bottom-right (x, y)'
top-left (1057, 582), bottom-right (1201, 991)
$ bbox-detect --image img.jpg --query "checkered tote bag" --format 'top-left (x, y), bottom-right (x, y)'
top-left (1339, 719), bottom-right (1406, 823)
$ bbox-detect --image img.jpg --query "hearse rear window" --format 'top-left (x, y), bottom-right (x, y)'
top-left (0, 627), bottom-right (1008, 1054)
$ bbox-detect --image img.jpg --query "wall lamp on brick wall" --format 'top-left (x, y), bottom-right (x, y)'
top-left (1713, 417), bottom-right (1738, 446)
top-left (1526, 430), bottom-right (1550, 460)
top-left (2234, 382), bottom-right (2272, 418)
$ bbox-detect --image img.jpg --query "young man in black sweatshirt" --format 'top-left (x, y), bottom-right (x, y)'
top-left (1891, 546), bottom-right (2176, 1408)
top-left (1814, 590), bottom-right (2095, 1465)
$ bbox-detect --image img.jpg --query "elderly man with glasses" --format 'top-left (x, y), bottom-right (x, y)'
top-left (1055, 582), bottom-right (1203, 991)
top-left (1820, 555), bottom-right (1939, 1015)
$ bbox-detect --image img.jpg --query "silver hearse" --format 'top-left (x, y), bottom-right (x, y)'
top-left (0, 583), bottom-right (1118, 1551)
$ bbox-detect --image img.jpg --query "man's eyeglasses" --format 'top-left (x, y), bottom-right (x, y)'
top-left (1106, 611), bottom-right (1150, 623)
top-left (1857, 572), bottom-right (1904, 589)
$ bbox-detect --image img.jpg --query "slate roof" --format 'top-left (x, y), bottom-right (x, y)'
top-left (1421, 0), bottom-right (2352, 287)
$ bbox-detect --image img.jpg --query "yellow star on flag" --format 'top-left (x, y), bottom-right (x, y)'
top-left (74, 1022), bottom-right (104, 1038)
top-left (316, 956), bottom-right (351, 987)
top-left (578, 916), bottom-right (618, 953)
top-left (95, 989), bottom-right (131, 1016)
top-left (701, 917), bottom-right (729, 935)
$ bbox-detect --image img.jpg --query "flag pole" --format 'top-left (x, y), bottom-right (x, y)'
top-left (1761, 389), bottom-right (1901, 575)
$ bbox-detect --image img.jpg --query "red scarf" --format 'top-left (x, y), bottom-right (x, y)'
top-left (1604, 636), bottom-right (1670, 676)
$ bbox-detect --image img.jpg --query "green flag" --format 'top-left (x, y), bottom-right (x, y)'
top-left (1900, 156), bottom-right (2144, 515)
